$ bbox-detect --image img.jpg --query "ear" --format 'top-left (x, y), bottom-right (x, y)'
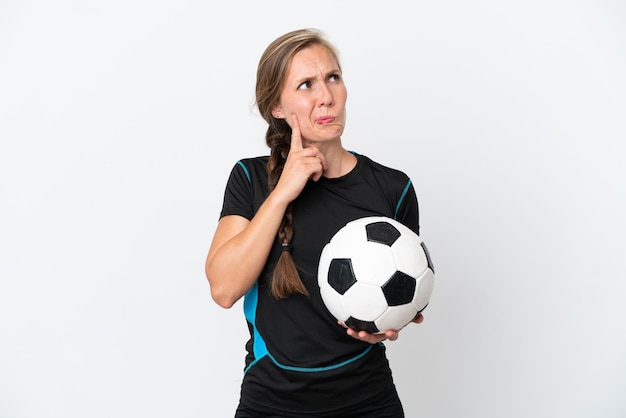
top-left (271, 103), bottom-right (285, 119)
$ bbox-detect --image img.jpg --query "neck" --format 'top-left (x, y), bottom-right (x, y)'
top-left (321, 146), bottom-right (357, 179)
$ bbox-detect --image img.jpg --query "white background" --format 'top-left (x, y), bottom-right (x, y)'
top-left (1, 1), bottom-right (625, 417)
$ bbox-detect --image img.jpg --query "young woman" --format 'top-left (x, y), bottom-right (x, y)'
top-left (206, 28), bottom-right (424, 417)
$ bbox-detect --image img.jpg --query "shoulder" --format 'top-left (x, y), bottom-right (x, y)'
top-left (353, 152), bottom-right (411, 183)
top-left (235, 156), bottom-right (269, 171)
top-left (237, 156), bottom-right (269, 166)
top-left (221, 156), bottom-right (269, 219)
top-left (352, 152), bottom-right (419, 232)
top-left (231, 156), bottom-right (269, 184)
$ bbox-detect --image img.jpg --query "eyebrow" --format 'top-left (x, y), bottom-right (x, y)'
top-left (292, 68), bottom-right (341, 85)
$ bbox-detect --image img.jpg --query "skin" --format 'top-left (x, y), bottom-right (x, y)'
top-left (205, 44), bottom-right (423, 344)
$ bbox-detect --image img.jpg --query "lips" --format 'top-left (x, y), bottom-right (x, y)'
top-left (316, 116), bottom-right (335, 124)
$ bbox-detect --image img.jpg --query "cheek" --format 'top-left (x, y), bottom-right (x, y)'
top-left (291, 101), bottom-right (315, 123)
top-left (294, 97), bottom-right (315, 112)
top-left (280, 97), bottom-right (309, 120)
top-left (336, 90), bottom-right (348, 109)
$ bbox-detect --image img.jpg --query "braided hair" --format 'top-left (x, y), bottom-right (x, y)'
top-left (254, 28), bottom-right (341, 299)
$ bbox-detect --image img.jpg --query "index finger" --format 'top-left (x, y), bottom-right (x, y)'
top-left (290, 114), bottom-right (303, 152)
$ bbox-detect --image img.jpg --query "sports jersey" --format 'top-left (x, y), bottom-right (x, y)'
top-left (219, 152), bottom-right (419, 417)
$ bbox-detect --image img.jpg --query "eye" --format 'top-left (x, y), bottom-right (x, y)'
top-left (297, 80), bottom-right (312, 90)
top-left (329, 73), bottom-right (341, 82)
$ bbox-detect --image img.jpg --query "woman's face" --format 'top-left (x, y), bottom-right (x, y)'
top-left (272, 44), bottom-right (347, 145)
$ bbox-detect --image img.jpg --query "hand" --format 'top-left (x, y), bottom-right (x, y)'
top-left (274, 115), bottom-right (327, 203)
top-left (413, 313), bottom-right (424, 324)
top-left (339, 314), bottom-right (424, 344)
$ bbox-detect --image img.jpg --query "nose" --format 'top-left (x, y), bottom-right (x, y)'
top-left (318, 83), bottom-right (334, 107)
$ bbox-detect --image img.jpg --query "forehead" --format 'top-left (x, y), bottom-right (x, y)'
top-left (287, 44), bottom-right (339, 77)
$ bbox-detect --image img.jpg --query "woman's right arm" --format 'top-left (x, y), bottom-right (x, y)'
top-left (206, 115), bottom-right (326, 308)
top-left (205, 191), bottom-right (290, 309)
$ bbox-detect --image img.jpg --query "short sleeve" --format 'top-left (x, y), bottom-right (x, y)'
top-left (219, 161), bottom-right (254, 220)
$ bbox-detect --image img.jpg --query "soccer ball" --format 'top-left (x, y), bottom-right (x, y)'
top-left (317, 216), bottom-right (434, 334)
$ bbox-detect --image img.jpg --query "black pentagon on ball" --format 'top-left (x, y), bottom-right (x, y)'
top-left (327, 258), bottom-right (357, 295)
top-left (382, 271), bottom-right (417, 306)
top-left (365, 221), bottom-right (401, 246)
top-left (345, 317), bottom-right (380, 334)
